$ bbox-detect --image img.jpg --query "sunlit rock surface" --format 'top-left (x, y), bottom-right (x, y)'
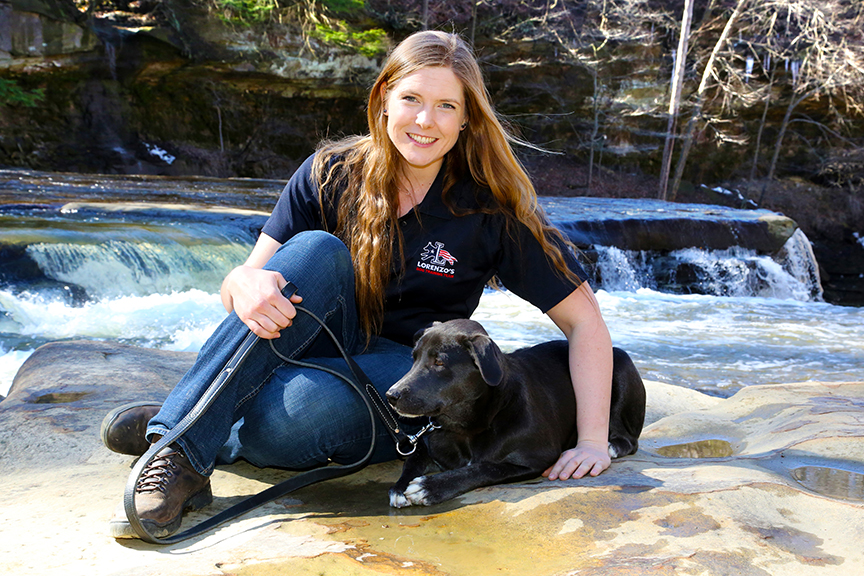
top-left (1, 341), bottom-right (862, 575)
top-left (542, 196), bottom-right (798, 254)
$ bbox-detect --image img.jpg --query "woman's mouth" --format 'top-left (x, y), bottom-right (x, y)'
top-left (408, 133), bottom-right (437, 145)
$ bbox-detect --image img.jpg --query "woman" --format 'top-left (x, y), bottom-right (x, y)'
top-left (104, 30), bottom-right (614, 539)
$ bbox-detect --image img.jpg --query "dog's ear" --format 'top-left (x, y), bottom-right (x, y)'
top-left (464, 334), bottom-right (504, 387)
top-left (412, 322), bottom-right (438, 346)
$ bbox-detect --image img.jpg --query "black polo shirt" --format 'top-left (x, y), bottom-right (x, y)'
top-left (262, 154), bottom-right (588, 346)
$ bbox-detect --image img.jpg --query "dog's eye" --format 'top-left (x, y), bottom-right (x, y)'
top-left (433, 356), bottom-right (445, 367)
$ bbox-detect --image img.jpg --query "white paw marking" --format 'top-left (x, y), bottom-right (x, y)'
top-left (389, 491), bottom-right (410, 508)
top-left (608, 443), bottom-right (620, 459)
top-left (404, 476), bottom-right (429, 505)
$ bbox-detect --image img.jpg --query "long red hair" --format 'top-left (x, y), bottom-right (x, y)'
top-left (314, 31), bottom-right (581, 337)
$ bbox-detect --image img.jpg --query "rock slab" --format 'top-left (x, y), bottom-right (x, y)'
top-left (1, 341), bottom-right (863, 575)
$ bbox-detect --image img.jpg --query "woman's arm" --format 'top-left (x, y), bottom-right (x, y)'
top-left (220, 232), bottom-right (303, 339)
top-left (543, 281), bottom-right (613, 480)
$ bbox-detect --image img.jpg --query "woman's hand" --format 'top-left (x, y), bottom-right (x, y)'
top-left (543, 439), bottom-right (611, 480)
top-left (219, 234), bottom-right (301, 339)
top-left (221, 265), bottom-right (303, 339)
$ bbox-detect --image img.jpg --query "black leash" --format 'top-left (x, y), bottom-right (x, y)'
top-left (122, 282), bottom-right (423, 544)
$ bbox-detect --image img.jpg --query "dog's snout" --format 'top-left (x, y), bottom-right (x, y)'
top-left (386, 387), bottom-right (402, 408)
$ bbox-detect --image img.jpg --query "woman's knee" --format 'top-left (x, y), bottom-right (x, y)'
top-left (265, 231), bottom-right (355, 307)
top-left (269, 231), bottom-right (351, 276)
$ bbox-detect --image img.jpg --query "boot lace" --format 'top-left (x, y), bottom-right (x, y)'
top-left (136, 449), bottom-right (181, 495)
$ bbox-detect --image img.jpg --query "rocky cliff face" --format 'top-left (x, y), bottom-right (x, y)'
top-left (0, 0), bottom-right (686, 179)
top-left (2, 0), bottom-right (859, 184)
top-left (1, 0), bottom-right (863, 304)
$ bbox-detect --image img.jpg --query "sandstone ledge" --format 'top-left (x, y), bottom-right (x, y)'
top-left (1, 341), bottom-right (862, 575)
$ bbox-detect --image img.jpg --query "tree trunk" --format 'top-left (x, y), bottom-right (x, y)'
top-left (587, 68), bottom-right (600, 192)
top-left (749, 67), bottom-right (776, 181)
top-left (767, 92), bottom-right (806, 181)
top-left (670, 0), bottom-right (748, 201)
top-left (670, 101), bottom-right (702, 201)
top-left (469, 1), bottom-right (477, 46)
top-left (658, 0), bottom-right (694, 200)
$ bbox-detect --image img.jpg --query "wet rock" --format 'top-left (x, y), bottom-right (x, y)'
top-left (2, 0), bottom-right (98, 57)
top-left (1, 341), bottom-right (862, 575)
top-left (0, 242), bottom-right (90, 305)
top-left (0, 340), bottom-right (192, 471)
top-left (542, 197), bottom-right (798, 254)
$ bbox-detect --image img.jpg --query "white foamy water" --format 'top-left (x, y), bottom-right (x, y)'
top-left (2, 285), bottom-right (862, 398)
top-left (0, 289), bottom-right (223, 343)
top-left (0, 289), bottom-right (224, 396)
top-left (1, 189), bottom-right (860, 400)
top-left (594, 229), bottom-right (822, 302)
top-left (475, 289), bottom-right (863, 396)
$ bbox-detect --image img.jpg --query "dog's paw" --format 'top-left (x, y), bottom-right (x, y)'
top-left (403, 476), bottom-right (431, 506)
top-left (608, 443), bottom-right (620, 459)
top-left (389, 488), bottom-right (411, 508)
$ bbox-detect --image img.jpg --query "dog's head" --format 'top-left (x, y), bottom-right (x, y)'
top-left (386, 319), bottom-right (506, 424)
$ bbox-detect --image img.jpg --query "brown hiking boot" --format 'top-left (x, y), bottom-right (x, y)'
top-left (109, 445), bottom-right (212, 539)
top-left (100, 401), bottom-right (162, 455)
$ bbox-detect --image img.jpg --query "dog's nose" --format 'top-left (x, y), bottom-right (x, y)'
top-left (385, 388), bottom-right (401, 407)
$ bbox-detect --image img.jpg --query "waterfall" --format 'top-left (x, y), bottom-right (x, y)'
top-left (591, 229), bottom-right (822, 301)
top-left (26, 240), bottom-right (251, 299)
top-left (593, 247), bottom-right (655, 292)
top-left (1, 201), bottom-right (265, 302)
top-left (105, 41), bottom-right (117, 81)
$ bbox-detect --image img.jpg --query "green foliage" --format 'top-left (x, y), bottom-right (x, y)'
top-left (0, 79), bottom-right (45, 108)
top-left (212, 0), bottom-right (279, 25)
top-left (321, 0), bottom-right (365, 14)
top-left (207, 0), bottom-right (385, 56)
top-left (311, 21), bottom-right (387, 57)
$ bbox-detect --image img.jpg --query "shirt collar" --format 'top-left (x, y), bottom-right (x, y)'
top-left (413, 160), bottom-right (477, 221)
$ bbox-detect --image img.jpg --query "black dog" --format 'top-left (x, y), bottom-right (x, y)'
top-left (385, 318), bottom-right (646, 508)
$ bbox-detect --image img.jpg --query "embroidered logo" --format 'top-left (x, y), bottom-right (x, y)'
top-left (417, 241), bottom-right (458, 278)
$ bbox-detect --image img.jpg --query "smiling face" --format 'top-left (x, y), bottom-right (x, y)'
top-left (383, 66), bottom-right (467, 179)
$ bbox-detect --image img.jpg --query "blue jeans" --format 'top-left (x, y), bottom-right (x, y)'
top-left (147, 231), bottom-right (416, 476)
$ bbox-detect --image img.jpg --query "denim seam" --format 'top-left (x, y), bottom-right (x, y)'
top-left (178, 435), bottom-right (214, 476)
top-left (234, 364), bottom-right (279, 411)
top-left (291, 430), bottom-right (375, 469)
top-left (336, 294), bottom-right (356, 352)
top-left (233, 369), bottom-right (276, 414)
top-left (323, 430), bottom-right (380, 464)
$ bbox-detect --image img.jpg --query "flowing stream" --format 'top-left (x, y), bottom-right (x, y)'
top-left (1, 171), bottom-right (862, 398)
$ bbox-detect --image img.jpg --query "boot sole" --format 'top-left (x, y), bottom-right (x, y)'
top-left (109, 482), bottom-right (214, 540)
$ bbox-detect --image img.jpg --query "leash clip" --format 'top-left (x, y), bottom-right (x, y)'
top-left (396, 419), bottom-right (441, 456)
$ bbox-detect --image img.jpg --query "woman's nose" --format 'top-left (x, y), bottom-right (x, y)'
top-left (415, 108), bottom-right (434, 129)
